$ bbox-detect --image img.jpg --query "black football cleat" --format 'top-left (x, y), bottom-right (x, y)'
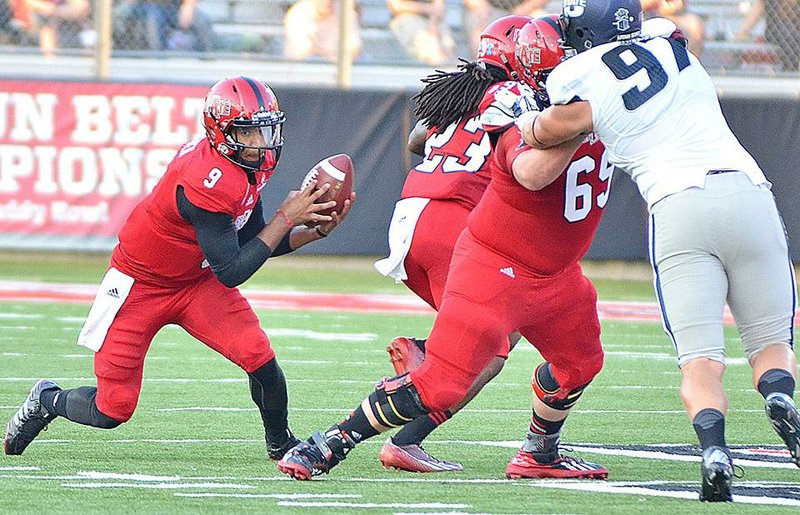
top-left (699, 446), bottom-right (733, 502)
top-left (765, 392), bottom-right (800, 467)
top-left (4, 379), bottom-right (60, 455)
top-left (267, 429), bottom-right (302, 461)
top-left (277, 426), bottom-right (354, 480)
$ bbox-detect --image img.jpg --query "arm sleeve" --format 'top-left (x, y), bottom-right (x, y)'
top-left (176, 186), bottom-right (273, 288)
top-left (235, 193), bottom-right (294, 257)
top-left (237, 194), bottom-right (267, 246)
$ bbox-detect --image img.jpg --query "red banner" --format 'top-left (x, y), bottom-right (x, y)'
top-left (0, 80), bottom-right (209, 244)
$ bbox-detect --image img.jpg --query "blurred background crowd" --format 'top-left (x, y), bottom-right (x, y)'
top-left (0, 0), bottom-right (797, 75)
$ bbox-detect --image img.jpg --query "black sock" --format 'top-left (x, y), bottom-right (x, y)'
top-left (530, 408), bottom-right (566, 435)
top-left (692, 408), bottom-right (726, 451)
top-left (39, 387), bottom-right (62, 415)
top-left (41, 386), bottom-right (121, 429)
top-left (248, 359), bottom-right (290, 445)
top-left (391, 411), bottom-right (452, 446)
top-left (337, 406), bottom-right (380, 443)
top-left (757, 368), bottom-right (796, 399)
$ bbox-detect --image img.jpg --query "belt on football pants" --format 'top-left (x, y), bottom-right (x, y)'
top-left (707, 169), bottom-right (739, 175)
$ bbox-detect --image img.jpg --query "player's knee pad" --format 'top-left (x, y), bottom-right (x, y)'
top-left (363, 373), bottom-right (429, 429)
top-left (531, 362), bottom-right (590, 411)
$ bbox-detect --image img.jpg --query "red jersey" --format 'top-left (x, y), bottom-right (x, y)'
top-left (468, 130), bottom-right (612, 276)
top-left (111, 138), bottom-right (271, 286)
top-left (401, 116), bottom-right (493, 209)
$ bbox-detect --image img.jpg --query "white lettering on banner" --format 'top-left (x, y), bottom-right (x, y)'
top-left (150, 96), bottom-right (189, 146)
top-left (71, 95), bottom-right (113, 144)
top-left (50, 200), bottom-right (109, 224)
top-left (112, 95), bottom-right (150, 145)
top-left (0, 145), bottom-right (176, 197)
top-left (32, 146), bottom-right (58, 194)
top-left (97, 147), bottom-right (145, 196)
top-left (0, 145), bottom-right (33, 193)
top-left (59, 147), bottom-right (98, 196)
top-left (71, 95), bottom-right (201, 145)
top-left (2, 93), bottom-right (57, 142)
top-left (0, 199), bottom-right (47, 226)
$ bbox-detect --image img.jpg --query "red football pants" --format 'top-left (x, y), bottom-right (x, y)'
top-left (93, 273), bottom-right (273, 422)
top-left (410, 229), bottom-right (604, 412)
top-left (403, 199), bottom-right (471, 310)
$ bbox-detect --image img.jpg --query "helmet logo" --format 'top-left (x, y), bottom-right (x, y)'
top-left (613, 8), bottom-right (633, 32)
top-left (563, 0), bottom-right (586, 17)
top-left (532, 47), bottom-right (541, 65)
top-left (207, 94), bottom-right (231, 119)
top-left (478, 39), bottom-right (500, 58)
top-left (520, 45), bottom-right (542, 66)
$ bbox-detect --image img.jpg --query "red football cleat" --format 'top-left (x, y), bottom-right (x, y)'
top-left (386, 337), bottom-right (426, 375)
top-left (505, 449), bottom-right (608, 479)
top-left (379, 438), bottom-right (463, 473)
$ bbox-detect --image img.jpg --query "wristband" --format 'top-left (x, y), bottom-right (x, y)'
top-left (314, 225), bottom-right (329, 238)
top-left (530, 116), bottom-right (546, 147)
top-left (275, 209), bottom-right (293, 228)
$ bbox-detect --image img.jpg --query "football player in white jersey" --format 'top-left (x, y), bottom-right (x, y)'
top-left (513, 0), bottom-right (799, 503)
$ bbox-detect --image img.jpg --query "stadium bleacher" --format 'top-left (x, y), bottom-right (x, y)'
top-left (197, 0), bottom-right (783, 72)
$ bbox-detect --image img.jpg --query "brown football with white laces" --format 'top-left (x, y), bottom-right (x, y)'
top-left (301, 153), bottom-right (354, 226)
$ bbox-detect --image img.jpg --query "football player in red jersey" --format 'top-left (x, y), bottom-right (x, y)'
top-left (374, 14), bottom-right (531, 474)
top-left (3, 77), bottom-right (355, 461)
top-left (278, 17), bottom-right (612, 481)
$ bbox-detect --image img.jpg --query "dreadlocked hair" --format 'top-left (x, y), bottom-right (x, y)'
top-left (412, 59), bottom-right (510, 134)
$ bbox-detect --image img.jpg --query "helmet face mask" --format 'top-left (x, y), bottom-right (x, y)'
top-left (476, 15), bottom-right (532, 80)
top-left (560, 0), bottom-right (643, 55)
top-left (514, 16), bottom-right (566, 106)
top-left (227, 112), bottom-right (284, 171)
top-left (203, 77), bottom-right (286, 174)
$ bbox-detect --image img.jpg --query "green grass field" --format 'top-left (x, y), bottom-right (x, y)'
top-left (0, 253), bottom-right (798, 513)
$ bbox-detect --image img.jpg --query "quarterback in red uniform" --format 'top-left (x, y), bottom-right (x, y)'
top-left (4, 77), bottom-right (355, 461)
top-left (374, 15), bottom-right (530, 473)
top-left (279, 17), bottom-right (612, 480)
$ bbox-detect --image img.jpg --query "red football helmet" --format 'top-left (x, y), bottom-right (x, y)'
top-left (203, 76), bottom-right (285, 175)
top-left (476, 15), bottom-right (531, 80)
top-left (513, 15), bottom-right (566, 104)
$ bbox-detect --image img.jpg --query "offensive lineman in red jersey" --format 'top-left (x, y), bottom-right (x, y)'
top-left (374, 15), bottom-right (531, 473)
top-left (3, 77), bottom-right (355, 460)
top-left (278, 17), bottom-right (612, 480)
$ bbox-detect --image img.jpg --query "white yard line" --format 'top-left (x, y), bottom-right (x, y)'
top-left (64, 482), bottom-right (255, 489)
top-left (2, 469), bottom-right (798, 507)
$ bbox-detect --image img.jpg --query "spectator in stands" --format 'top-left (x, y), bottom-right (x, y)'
top-left (641, 0), bottom-right (705, 57)
top-left (462, 0), bottom-right (547, 52)
top-left (10, 0), bottom-right (89, 57)
top-left (284, 0), bottom-right (362, 62)
top-left (135, 0), bottom-right (216, 53)
top-left (0, 2), bottom-right (14, 43)
top-left (736, 0), bottom-right (800, 71)
top-left (387, 0), bottom-right (455, 66)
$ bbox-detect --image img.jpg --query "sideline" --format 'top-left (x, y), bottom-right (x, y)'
top-left (2, 279), bottom-right (796, 325)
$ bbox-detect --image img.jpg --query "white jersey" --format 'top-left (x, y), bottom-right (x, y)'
top-left (547, 36), bottom-right (768, 208)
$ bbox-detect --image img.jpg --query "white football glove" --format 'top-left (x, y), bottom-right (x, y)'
top-left (480, 82), bottom-right (541, 133)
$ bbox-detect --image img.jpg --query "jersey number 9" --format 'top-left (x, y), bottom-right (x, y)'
top-left (601, 39), bottom-right (691, 110)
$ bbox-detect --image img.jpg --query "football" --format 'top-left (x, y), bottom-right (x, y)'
top-left (301, 153), bottom-right (354, 226)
